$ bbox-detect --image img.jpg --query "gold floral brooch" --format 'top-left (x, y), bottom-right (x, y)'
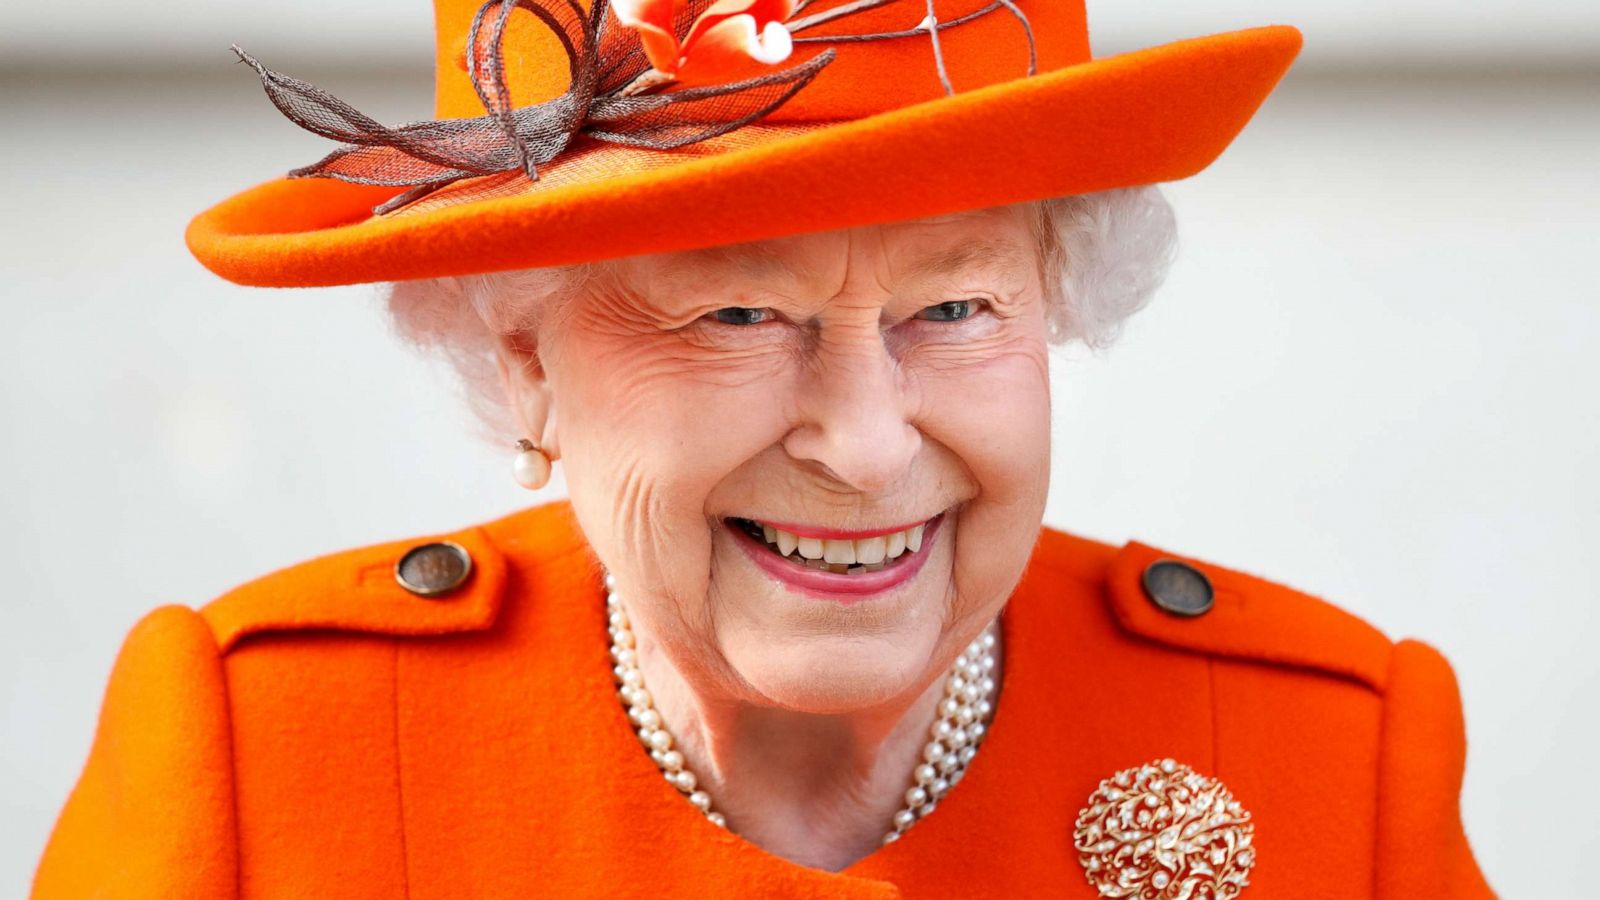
top-left (1074, 758), bottom-right (1257, 898)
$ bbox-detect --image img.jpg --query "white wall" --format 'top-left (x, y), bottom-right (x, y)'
top-left (2, 4), bottom-right (1598, 896)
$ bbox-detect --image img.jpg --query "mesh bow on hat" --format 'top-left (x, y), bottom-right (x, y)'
top-left (186, 0), bottom-right (1301, 287)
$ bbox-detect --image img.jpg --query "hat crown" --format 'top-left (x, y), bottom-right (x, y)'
top-left (430, 0), bottom-right (1089, 122)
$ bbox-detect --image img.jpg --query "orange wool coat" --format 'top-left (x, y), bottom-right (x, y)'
top-left (33, 499), bottom-right (1494, 898)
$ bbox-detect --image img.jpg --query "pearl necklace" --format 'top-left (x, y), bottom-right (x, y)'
top-left (603, 571), bottom-right (1000, 844)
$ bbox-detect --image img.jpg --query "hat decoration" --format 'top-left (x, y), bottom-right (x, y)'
top-left (189, 1), bottom-right (1301, 288)
top-left (232, 0), bottom-right (1037, 216)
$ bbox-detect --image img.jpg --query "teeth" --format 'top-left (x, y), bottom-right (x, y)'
top-left (855, 535), bottom-right (887, 565)
top-left (886, 530), bottom-right (906, 559)
top-left (823, 539), bottom-right (855, 565)
top-left (744, 516), bottom-right (936, 571)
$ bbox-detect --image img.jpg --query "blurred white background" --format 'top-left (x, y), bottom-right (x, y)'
top-left (3, 0), bottom-right (1597, 896)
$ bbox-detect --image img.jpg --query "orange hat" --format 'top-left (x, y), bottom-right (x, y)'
top-left (185, 0), bottom-right (1301, 288)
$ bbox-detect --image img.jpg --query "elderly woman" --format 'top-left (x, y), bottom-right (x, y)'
top-left (34, 1), bottom-right (1494, 897)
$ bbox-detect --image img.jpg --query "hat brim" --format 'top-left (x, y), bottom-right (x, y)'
top-left (187, 24), bottom-right (1301, 288)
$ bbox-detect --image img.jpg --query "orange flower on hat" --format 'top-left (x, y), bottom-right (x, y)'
top-left (613, 0), bottom-right (797, 85)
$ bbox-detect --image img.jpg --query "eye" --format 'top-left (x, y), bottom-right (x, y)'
top-left (914, 299), bottom-right (982, 322)
top-left (706, 307), bottom-right (773, 326)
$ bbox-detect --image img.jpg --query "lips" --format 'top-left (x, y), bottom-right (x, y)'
top-left (727, 512), bottom-right (946, 600)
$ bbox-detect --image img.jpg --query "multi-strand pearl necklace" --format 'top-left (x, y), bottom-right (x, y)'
top-left (603, 571), bottom-right (1000, 844)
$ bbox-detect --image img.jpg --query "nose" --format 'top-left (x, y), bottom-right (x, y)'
top-left (781, 325), bottom-right (921, 495)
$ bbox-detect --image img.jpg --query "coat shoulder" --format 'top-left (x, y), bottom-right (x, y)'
top-left (1028, 528), bottom-right (1495, 895)
top-left (197, 500), bottom-right (591, 654)
top-left (1030, 526), bottom-right (1397, 692)
top-left (33, 603), bottom-right (238, 899)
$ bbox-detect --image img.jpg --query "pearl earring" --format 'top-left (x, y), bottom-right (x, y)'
top-left (512, 438), bottom-right (552, 490)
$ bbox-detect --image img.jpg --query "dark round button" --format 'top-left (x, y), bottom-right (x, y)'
top-left (394, 541), bottom-right (473, 598)
top-left (1141, 559), bottom-right (1214, 617)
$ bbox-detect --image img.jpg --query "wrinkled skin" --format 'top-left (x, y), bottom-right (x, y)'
top-left (499, 204), bottom-right (1052, 870)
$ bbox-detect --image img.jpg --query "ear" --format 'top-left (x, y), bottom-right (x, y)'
top-left (495, 333), bottom-right (561, 461)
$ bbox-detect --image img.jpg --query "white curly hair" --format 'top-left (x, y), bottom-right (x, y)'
top-left (384, 185), bottom-right (1177, 440)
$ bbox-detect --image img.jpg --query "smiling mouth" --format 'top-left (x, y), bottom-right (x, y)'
top-left (725, 514), bottom-right (939, 576)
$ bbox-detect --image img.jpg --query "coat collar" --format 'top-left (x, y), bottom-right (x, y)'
top-left (204, 500), bottom-right (1390, 694)
top-left (202, 501), bottom-right (1393, 894)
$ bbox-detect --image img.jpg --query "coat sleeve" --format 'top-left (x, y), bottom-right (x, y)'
top-left (32, 604), bottom-right (238, 899)
top-left (1373, 638), bottom-right (1495, 898)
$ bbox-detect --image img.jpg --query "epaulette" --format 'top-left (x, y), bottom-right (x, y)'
top-left (197, 502), bottom-right (590, 654)
top-left (1097, 536), bottom-right (1394, 691)
top-left (198, 525), bottom-right (507, 653)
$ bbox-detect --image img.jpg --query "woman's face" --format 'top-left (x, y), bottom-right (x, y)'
top-left (521, 204), bottom-right (1052, 713)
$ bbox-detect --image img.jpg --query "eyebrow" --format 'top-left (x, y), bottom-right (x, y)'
top-left (904, 239), bottom-right (1032, 279)
top-left (669, 236), bottom-right (1031, 284)
top-left (673, 242), bottom-right (799, 282)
